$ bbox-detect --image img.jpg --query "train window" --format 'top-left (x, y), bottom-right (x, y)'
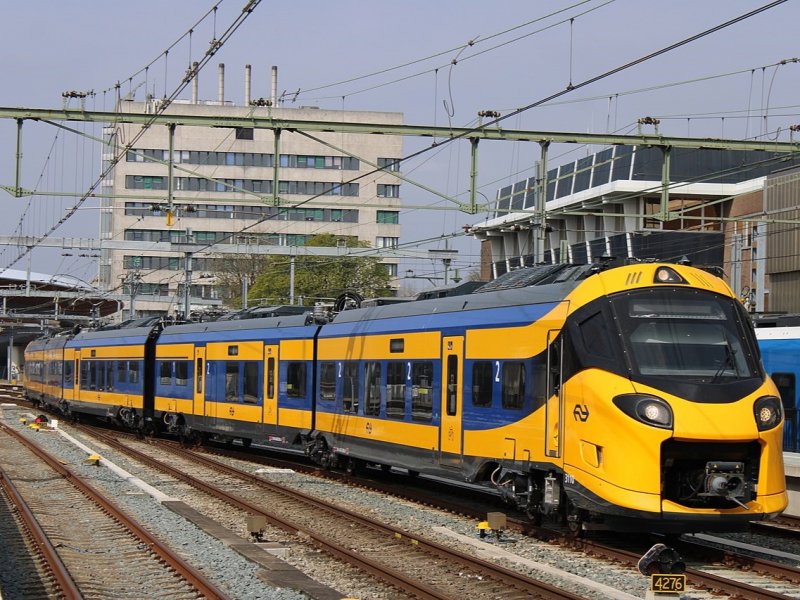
top-left (267, 357), bottom-right (275, 398)
top-left (160, 361), bottom-right (172, 385)
top-left (320, 362), bottom-right (336, 401)
top-left (117, 361), bottom-right (127, 384)
top-left (89, 361), bottom-right (97, 390)
top-left (578, 311), bottom-right (614, 358)
top-left (105, 362), bottom-right (113, 391)
top-left (129, 361), bottom-right (139, 384)
top-left (64, 361), bottom-right (73, 385)
top-left (286, 362), bottom-right (307, 398)
top-left (243, 362), bottom-right (259, 403)
top-left (196, 358), bottom-right (203, 394)
top-left (175, 361), bottom-right (189, 386)
top-left (614, 290), bottom-right (758, 381)
top-left (228, 345), bottom-right (239, 356)
top-left (502, 362), bottom-right (525, 409)
top-left (225, 362), bottom-right (240, 402)
top-left (386, 362), bottom-right (406, 419)
top-left (411, 361), bottom-right (433, 422)
top-left (390, 338), bottom-right (404, 353)
top-left (342, 362), bottom-right (359, 413)
top-left (472, 361), bottom-right (493, 407)
top-left (365, 362), bottom-right (381, 416)
top-left (446, 356), bottom-right (458, 416)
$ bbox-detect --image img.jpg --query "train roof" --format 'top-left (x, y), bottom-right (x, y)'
top-left (331, 263), bottom-right (594, 325)
top-left (68, 325), bottom-right (158, 347)
top-left (25, 335), bottom-right (70, 352)
top-left (157, 313), bottom-right (314, 343)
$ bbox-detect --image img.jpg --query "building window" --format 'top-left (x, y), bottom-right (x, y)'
top-left (376, 210), bottom-right (399, 224)
top-left (377, 184), bottom-right (400, 198)
top-left (235, 127), bottom-right (254, 140)
top-left (378, 157), bottom-right (401, 172)
top-left (383, 263), bottom-right (398, 277)
top-left (376, 237), bottom-right (399, 249)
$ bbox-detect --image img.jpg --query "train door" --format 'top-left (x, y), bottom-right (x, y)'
top-left (74, 351), bottom-right (81, 403)
top-left (545, 331), bottom-right (563, 459)
top-left (440, 336), bottom-right (464, 465)
top-left (193, 346), bottom-right (206, 419)
top-left (263, 345), bottom-right (278, 425)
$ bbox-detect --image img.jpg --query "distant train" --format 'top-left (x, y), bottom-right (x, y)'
top-left (23, 260), bottom-right (787, 533)
top-left (754, 319), bottom-right (800, 452)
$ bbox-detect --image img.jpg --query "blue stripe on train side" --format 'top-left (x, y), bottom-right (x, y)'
top-left (320, 302), bottom-right (559, 337)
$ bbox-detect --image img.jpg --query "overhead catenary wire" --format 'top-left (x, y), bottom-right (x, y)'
top-left (1, 0), bottom-right (262, 274)
top-left (295, 0), bottom-right (605, 98)
top-left (104, 0), bottom-right (793, 290)
top-left (7, 3), bottom-right (792, 304)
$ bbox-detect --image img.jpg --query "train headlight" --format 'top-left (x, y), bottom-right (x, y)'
top-left (753, 396), bottom-right (782, 431)
top-left (653, 266), bottom-right (687, 284)
top-left (613, 394), bottom-right (673, 429)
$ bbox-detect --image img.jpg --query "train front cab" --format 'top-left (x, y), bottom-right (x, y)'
top-left (23, 339), bottom-right (46, 404)
top-left (555, 264), bottom-right (787, 531)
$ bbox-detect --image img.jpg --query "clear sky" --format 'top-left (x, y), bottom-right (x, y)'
top-left (1, 0), bottom-right (798, 292)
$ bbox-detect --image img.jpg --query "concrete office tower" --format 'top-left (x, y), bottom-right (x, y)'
top-left (100, 65), bottom-right (403, 318)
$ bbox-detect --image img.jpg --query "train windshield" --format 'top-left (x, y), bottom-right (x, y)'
top-left (612, 289), bottom-right (759, 382)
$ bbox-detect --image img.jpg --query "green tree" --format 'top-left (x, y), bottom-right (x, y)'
top-left (239, 234), bottom-right (394, 306)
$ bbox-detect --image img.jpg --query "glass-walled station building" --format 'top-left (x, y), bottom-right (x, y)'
top-left (470, 145), bottom-right (800, 313)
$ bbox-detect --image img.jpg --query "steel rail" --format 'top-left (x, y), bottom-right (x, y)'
top-left (0, 467), bottom-right (82, 599)
top-left (0, 422), bottom-right (229, 600)
top-left (89, 427), bottom-right (584, 600)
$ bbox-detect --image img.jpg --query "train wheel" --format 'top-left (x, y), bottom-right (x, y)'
top-left (241, 438), bottom-right (252, 449)
top-left (565, 501), bottom-right (585, 538)
top-left (345, 458), bottom-right (362, 475)
top-left (525, 506), bottom-right (543, 526)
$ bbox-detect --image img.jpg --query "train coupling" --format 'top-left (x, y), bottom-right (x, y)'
top-left (701, 461), bottom-right (749, 509)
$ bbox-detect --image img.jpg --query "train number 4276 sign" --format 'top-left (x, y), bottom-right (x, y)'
top-left (650, 574), bottom-right (686, 593)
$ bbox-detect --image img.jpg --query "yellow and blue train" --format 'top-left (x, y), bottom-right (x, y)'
top-left (23, 261), bottom-right (788, 533)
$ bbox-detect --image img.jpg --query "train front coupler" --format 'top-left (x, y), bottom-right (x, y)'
top-left (699, 461), bottom-right (752, 509)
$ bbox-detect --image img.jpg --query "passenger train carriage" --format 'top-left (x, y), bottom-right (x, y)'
top-left (755, 323), bottom-right (800, 452)
top-left (23, 261), bottom-right (788, 533)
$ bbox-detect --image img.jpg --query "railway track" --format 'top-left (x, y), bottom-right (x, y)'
top-left (0, 421), bottom-right (228, 600)
top-left (6, 401), bottom-right (800, 600)
top-left (185, 433), bottom-right (800, 600)
top-left (84, 426), bottom-right (588, 600)
top-left (0, 467), bottom-right (71, 599)
top-left (198, 436), bottom-right (800, 599)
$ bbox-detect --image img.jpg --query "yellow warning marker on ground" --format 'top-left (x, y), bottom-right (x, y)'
top-left (85, 454), bottom-right (102, 466)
